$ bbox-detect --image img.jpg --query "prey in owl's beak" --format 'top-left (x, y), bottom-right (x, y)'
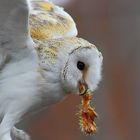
top-left (78, 80), bottom-right (98, 135)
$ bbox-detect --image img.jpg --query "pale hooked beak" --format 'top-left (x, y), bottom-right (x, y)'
top-left (78, 80), bottom-right (89, 96)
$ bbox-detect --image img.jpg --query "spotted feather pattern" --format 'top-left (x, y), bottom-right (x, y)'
top-left (30, 1), bottom-right (77, 40)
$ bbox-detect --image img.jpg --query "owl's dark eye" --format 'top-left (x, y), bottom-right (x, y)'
top-left (77, 61), bottom-right (85, 71)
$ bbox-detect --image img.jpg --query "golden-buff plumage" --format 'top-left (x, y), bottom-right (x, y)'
top-left (30, 1), bottom-right (77, 40)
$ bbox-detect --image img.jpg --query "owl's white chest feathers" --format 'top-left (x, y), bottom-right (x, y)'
top-left (0, 47), bottom-right (65, 120)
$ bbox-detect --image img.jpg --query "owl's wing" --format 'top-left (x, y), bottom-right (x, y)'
top-left (30, 0), bottom-right (78, 40)
top-left (0, 0), bottom-right (33, 67)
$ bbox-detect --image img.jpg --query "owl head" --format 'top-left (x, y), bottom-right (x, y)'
top-left (36, 37), bottom-right (103, 96)
top-left (60, 38), bottom-right (103, 95)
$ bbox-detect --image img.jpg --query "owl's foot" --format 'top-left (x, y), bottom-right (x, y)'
top-left (11, 127), bottom-right (31, 140)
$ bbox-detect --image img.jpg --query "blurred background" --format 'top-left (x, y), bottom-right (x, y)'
top-left (26, 0), bottom-right (140, 140)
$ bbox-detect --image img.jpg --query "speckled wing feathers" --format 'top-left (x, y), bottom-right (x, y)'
top-left (30, 0), bottom-right (78, 40)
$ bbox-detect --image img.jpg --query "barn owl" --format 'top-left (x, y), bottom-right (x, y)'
top-left (0, 0), bottom-right (103, 140)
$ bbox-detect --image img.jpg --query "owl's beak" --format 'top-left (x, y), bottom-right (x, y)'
top-left (78, 80), bottom-right (89, 96)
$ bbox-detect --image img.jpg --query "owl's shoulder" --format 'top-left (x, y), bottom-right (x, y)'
top-left (30, 1), bottom-right (77, 40)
